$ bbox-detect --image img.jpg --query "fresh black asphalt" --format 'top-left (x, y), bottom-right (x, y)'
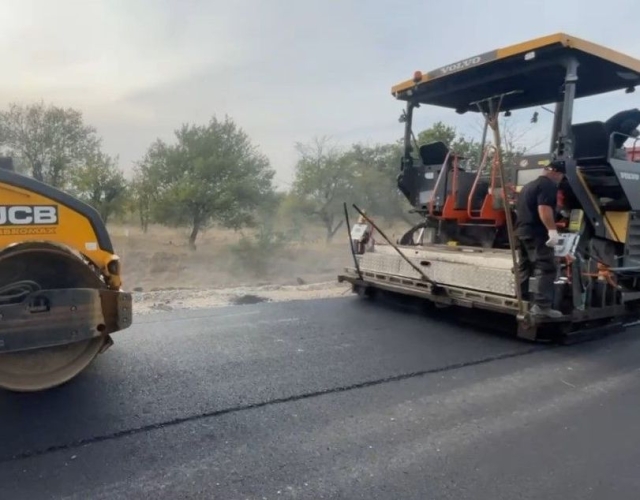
top-left (1, 295), bottom-right (639, 499)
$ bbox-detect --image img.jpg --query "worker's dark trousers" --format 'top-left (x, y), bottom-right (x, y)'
top-left (517, 237), bottom-right (556, 308)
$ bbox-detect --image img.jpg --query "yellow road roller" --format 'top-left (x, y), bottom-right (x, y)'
top-left (0, 157), bottom-right (132, 392)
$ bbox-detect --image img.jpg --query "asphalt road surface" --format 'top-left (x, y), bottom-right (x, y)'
top-left (2, 295), bottom-right (640, 499)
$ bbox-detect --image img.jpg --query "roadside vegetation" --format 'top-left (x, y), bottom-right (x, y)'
top-left (0, 101), bottom-right (538, 290)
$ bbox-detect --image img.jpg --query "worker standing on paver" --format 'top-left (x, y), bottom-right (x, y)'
top-left (350, 212), bottom-right (375, 254)
top-left (514, 160), bottom-right (566, 318)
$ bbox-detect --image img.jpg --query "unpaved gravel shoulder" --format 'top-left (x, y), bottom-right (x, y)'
top-left (132, 281), bottom-right (353, 315)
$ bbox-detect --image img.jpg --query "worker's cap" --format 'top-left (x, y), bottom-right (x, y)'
top-left (545, 159), bottom-right (566, 173)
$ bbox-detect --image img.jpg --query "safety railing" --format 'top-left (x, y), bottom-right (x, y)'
top-left (608, 131), bottom-right (640, 161)
top-left (428, 150), bottom-right (453, 216)
top-left (628, 141), bottom-right (640, 162)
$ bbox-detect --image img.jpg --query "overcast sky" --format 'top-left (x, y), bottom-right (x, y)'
top-left (1, 0), bottom-right (638, 187)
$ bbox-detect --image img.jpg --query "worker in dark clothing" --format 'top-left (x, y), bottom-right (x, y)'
top-left (604, 108), bottom-right (640, 151)
top-left (515, 160), bottom-right (566, 318)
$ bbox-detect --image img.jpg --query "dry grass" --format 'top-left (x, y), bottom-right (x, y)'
top-left (107, 219), bottom-right (412, 292)
top-left (107, 224), bottom-right (320, 292)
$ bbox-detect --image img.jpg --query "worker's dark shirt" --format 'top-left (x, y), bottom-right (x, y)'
top-left (515, 175), bottom-right (558, 240)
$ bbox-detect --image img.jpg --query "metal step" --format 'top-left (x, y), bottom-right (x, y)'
top-left (580, 165), bottom-right (614, 175)
top-left (582, 174), bottom-right (620, 186)
top-left (581, 170), bottom-right (625, 205)
top-left (624, 216), bottom-right (640, 266)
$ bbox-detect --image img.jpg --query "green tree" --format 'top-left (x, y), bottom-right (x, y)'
top-left (417, 121), bottom-right (457, 146)
top-left (130, 161), bottom-right (158, 233)
top-left (137, 115), bottom-right (276, 249)
top-left (291, 136), bottom-right (355, 243)
top-left (417, 121), bottom-right (483, 163)
top-left (276, 191), bottom-right (311, 242)
top-left (417, 117), bottom-right (539, 167)
top-left (345, 142), bottom-right (416, 224)
top-left (0, 101), bottom-right (99, 188)
top-left (69, 149), bottom-right (128, 224)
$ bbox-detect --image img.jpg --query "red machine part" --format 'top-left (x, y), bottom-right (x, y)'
top-left (428, 147), bottom-right (506, 226)
top-left (627, 146), bottom-right (640, 162)
top-left (466, 148), bottom-right (506, 226)
top-left (429, 153), bottom-right (469, 222)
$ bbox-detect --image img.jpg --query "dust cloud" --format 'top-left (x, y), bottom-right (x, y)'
top-left (108, 216), bottom-right (403, 314)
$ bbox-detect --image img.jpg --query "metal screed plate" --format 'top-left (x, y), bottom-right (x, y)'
top-left (356, 244), bottom-right (516, 297)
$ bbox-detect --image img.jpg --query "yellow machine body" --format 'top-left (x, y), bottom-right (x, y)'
top-left (0, 180), bottom-right (122, 289)
top-left (0, 163), bottom-right (132, 392)
top-left (339, 32), bottom-right (640, 342)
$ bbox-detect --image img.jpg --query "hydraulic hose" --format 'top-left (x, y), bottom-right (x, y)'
top-left (0, 281), bottom-right (41, 304)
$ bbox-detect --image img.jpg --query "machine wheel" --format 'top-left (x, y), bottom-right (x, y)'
top-left (354, 283), bottom-right (377, 300)
top-left (0, 242), bottom-right (107, 392)
top-left (0, 338), bottom-right (105, 392)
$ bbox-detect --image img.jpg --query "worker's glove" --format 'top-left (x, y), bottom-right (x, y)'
top-left (546, 229), bottom-right (560, 248)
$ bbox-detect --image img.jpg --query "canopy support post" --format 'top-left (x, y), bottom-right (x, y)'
top-left (474, 95), bottom-right (526, 318)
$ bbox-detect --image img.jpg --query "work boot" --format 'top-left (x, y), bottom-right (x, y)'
top-left (530, 304), bottom-right (563, 318)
